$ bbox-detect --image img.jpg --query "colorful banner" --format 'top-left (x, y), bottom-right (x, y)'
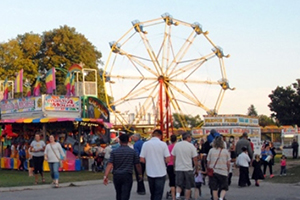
top-left (0, 97), bottom-right (42, 114)
top-left (33, 76), bottom-right (41, 97)
top-left (45, 67), bottom-right (56, 94)
top-left (44, 95), bottom-right (80, 111)
top-left (14, 69), bottom-right (23, 93)
top-left (86, 96), bottom-right (109, 122)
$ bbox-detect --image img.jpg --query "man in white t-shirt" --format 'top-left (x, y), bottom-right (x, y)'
top-left (140, 129), bottom-right (170, 200)
top-left (172, 132), bottom-right (198, 200)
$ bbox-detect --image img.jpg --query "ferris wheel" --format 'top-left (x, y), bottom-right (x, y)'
top-left (103, 13), bottom-right (234, 136)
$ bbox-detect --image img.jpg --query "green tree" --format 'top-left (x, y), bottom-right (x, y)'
top-left (0, 26), bottom-right (106, 102)
top-left (268, 80), bottom-right (300, 126)
top-left (258, 114), bottom-right (275, 127)
top-left (247, 104), bottom-right (258, 116)
top-left (172, 113), bottom-right (203, 129)
top-left (0, 33), bottom-right (42, 97)
top-left (39, 25), bottom-right (103, 100)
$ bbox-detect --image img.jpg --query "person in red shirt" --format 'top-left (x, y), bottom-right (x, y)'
top-left (280, 155), bottom-right (287, 176)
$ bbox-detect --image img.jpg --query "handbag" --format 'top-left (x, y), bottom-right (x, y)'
top-left (207, 149), bottom-right (222, 177)
top-left (50, 144), bottom-right (63, 168)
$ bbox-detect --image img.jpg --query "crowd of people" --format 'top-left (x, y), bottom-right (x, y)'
top-left (103, 129), bottom-right (290, 200)
top-left (4, 133), bottom-right (66, 188)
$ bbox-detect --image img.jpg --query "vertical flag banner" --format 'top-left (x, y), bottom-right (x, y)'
top-left (14, 69), bottom-right (23, 93)
top-left (70, 73), bottom-right (75, 96)
top-left (3, 78), bottom-right (9, 100)
top-left (45, 68), bottom-right (56, 94)
top-left (64, 72), bottom-right (71, 96)
top-left (33, 76), bottom-right (41, 97)
top-left (26, 86), bottom-right (31, 97)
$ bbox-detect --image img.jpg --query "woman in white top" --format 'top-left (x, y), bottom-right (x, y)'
top-left (44, 135), bottom-right (65, 188)
top-left (30, 134), bottom-right (46, 184)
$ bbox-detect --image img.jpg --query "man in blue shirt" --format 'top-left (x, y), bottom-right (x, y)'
top-left (132, 133), bottom-right (146, 195)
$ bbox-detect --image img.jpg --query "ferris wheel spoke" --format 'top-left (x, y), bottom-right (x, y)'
top-left (159, 23), bottom-right (171, 70)
top-left (132, 21), bottom-right (163, 75)
top-left (108, 75), bottom-right (157, 80)
top-left (111, 80), bottom-right (158, 106)
top-left (167, 31), bottom-right (197, 76)
top-left (167, 82), bottom-right (210, 112)
top-left (169, 52), bottom-right (216, 79)
top-left (125, 53), bottom-right (159, 77)
top-left (170, 78), bottom-right (219, 85)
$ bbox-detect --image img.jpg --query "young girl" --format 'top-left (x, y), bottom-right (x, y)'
top-left (236, 146), bottom-right (251, 187)
top-left (280, 155), bottom-right (287, 176)
top-left (194, 170), bottom-right (203, 200)
top-left (251, 154), bottom-right (264, 186)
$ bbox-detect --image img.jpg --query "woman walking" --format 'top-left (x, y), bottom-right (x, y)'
top-left (30, 133), bottom-right (46, 184)
top-left (261, 143), bottom-right (274, 178)
top-left (207, 136), bottom-right (230, 200)
top-left (44, 135), bottom-right (65, 188)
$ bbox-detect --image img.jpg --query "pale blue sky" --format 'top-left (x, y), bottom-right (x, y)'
top-left (1, 1), bottom-right (299, 116)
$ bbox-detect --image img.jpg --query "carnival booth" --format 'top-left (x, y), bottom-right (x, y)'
top-left (281, 126), bottom-right (300, 158)
top-left (193, 115), bottom-right (261, 156)
top-left (0, 95), bottom-right (111, 171)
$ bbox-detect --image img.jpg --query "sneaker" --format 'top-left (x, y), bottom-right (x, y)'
top-left (270, 174), bottom-right (274, 178)
top-left (255, 183), bottom-right (259, 187)
top-left (284, 173), bottom-right (287, 176)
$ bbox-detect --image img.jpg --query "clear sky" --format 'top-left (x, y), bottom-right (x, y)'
top-left (1, 0), bottom-right (299, 117)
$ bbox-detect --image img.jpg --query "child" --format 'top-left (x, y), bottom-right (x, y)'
top-left (251, 154), bottom-right (264, 186)
top-left (280, 155), bottom-right (287, 176)
top-left (236, 146), bottom-right (251, 187)
top-left (28, 147), bottom-right (34, 176)
top-left (18, 144), bottom-right (26, 171)
top-left (194, 170), bottom-right (203, 200)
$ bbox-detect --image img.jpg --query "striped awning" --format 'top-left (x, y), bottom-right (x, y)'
top-left (0, 117), bottom-right (113, 128)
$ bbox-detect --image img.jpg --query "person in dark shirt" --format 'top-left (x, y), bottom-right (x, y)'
top-left (292, 139), bottom-right (299, 159)
top-left (132, 133), bottom-right (146, 195)
top-left (103, 134), bottom-right (142, 200)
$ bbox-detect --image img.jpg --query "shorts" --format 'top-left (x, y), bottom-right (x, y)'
top-left (195, 182), bottom-right (202, 189)
top-left (209, 173), bottom-right (228, 191)
top-left (167, 165), bottom-right (176, 187)
top-left (29, 159), bottom-right (34, 168)
top-left (175, 171), bottom-right (195, 189)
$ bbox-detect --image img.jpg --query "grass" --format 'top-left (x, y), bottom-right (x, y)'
top-left (265, 156), bottom-right (300, 184)
top-left (0, 170), bottom-right (108, 188)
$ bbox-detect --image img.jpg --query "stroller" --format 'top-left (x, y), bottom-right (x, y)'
top-left (92, 153), bottom-right (104, 172)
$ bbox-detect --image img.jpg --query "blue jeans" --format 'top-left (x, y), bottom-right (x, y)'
top-left (49, 162), bottom-right (60, 180)
top-left (147, 175), bottom-right (166, 200)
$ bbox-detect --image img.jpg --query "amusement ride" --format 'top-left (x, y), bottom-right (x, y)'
top-left (103, 13), bottom-right (234, 139)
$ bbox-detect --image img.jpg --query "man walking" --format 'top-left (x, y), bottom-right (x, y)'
top-left (132, 133), bottom-right (146, 195)
top-left (292, 139), bottom-right (299, 159)
top-left (140, 129), bottom-right (170, 200)
top-left (235, 132), bottom-right (253, 159)
top-left (103, 134), bottom-right (142, 200)
top-left (172, 132), bottom-right (198, 200)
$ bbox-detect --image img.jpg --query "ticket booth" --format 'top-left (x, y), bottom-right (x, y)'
top-left (281, 126), bottom-right (300, 158)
